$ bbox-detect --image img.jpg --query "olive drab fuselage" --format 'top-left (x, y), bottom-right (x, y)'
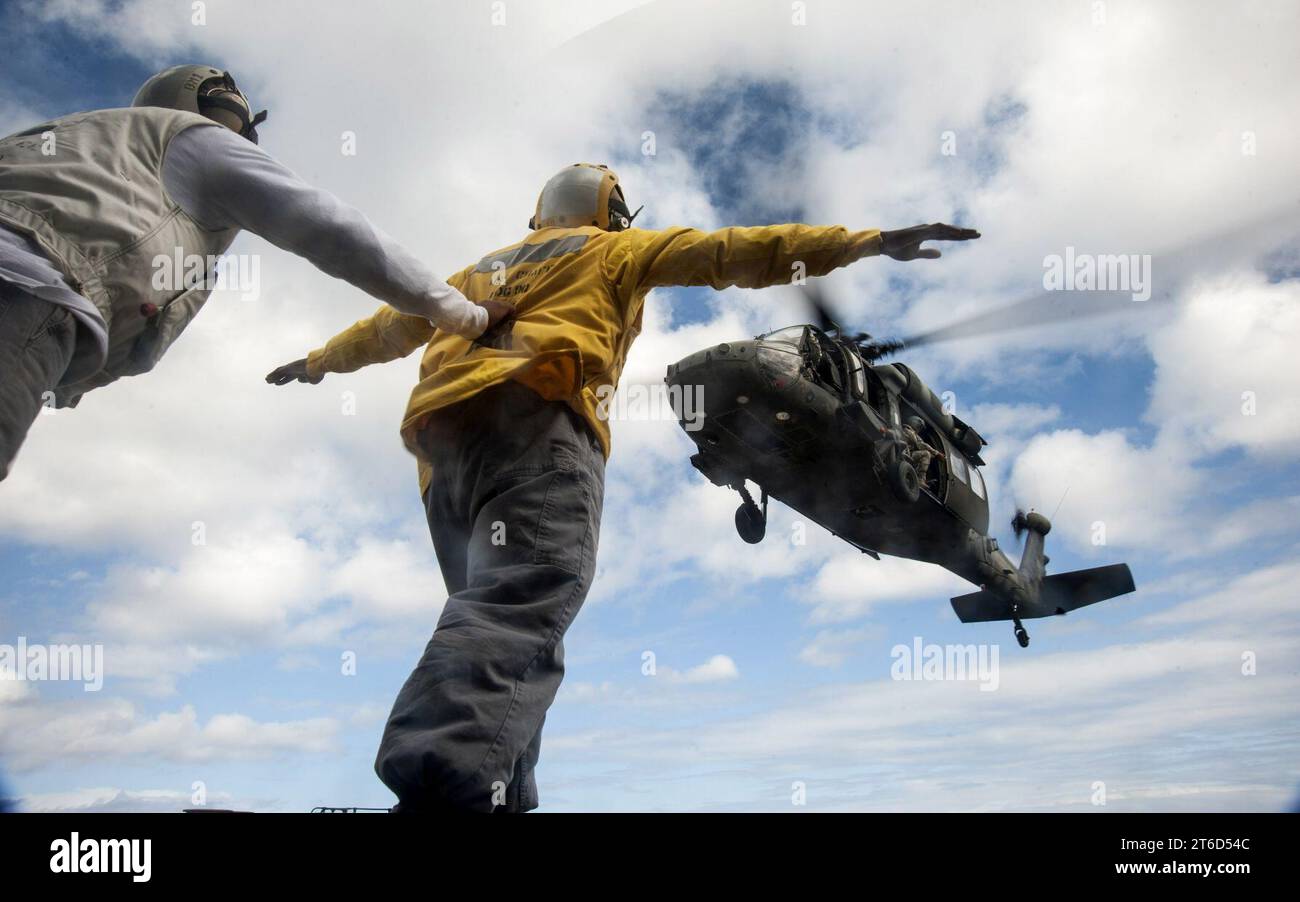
top-left (666, 323), bottom-right (1136, 647)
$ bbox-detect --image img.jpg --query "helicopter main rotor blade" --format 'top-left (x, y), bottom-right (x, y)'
top-left (896, 288), bottom-right (1146, 349)
top-left (896, 203), bottom-right (1300, 351)
top-left (798, 280), bottom-right (840, 334)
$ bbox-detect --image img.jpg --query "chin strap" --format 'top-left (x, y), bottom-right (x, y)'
top-left (607, 201), bottom-right (644, 232)
top-left (201, 71), bottom-right (269, 144)
top-left (529, 195), bottom-right (643, 233)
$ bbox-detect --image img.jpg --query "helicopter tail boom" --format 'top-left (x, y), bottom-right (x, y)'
top-left (1016, 512), bottom-right (1051, 592)
top-left (950, 511), bottom-right (1135, 645)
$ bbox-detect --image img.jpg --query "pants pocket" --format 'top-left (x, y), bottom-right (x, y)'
top-left (23, 303), bottom-right (72, 350)
top-left (533, 465), bottom-right (597, 574)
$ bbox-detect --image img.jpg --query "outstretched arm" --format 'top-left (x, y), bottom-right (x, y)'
top-left (163, 123), bottom-right (488, 338)
top-left (265, 305), bottom-right (431, 386)
top-left (616, 222), bottom-right (978, 292)
top-left (265, 286), bottom-right (512, 385)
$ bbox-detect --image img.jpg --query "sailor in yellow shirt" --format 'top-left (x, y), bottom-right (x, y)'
top-left (268, 163), bottom-right (978, 812)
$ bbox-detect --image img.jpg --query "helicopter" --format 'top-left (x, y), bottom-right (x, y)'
top-left (663, 282), bottom-right (1136, 647)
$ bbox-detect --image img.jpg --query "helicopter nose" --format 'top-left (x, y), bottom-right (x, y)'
top-left (666, 340), bottom-right (758, 381)
top-left (665, 340), bottom-right (763, 429)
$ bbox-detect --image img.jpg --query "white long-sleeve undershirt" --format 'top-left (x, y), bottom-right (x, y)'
top-left (161, 124), bottom-right (486, 338)
top-left (0, 120), bottom-right (485, 383)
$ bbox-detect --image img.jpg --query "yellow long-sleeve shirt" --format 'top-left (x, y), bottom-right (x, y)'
top-left (305, 223), bottom-right (882, 493)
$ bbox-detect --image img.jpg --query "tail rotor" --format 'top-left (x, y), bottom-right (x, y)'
top-left (1011, 507), bottom-right (1029, 546)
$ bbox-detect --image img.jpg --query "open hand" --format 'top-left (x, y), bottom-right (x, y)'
top-left (265, 358), bottom-right (323, 385)
top-left (881, 223), bottom-right (980, 261)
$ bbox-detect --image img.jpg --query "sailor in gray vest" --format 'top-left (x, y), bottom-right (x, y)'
top-left (0, 64), bottom-right (509, 481)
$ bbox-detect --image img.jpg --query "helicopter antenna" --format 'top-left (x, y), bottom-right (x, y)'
top-left (1050, 484), bottom-right (1071, 521)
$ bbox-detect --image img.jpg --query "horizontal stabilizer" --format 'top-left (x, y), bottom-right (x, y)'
top-left (950, 588), bottom-right (1012, 623)
top-left (950, 563), bottom-right (1136, 623)
top-left (1039, 563), bottom-right (1135, 614)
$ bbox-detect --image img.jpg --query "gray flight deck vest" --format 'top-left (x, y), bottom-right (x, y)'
top-left (0, 107), bottom-right (239, 406)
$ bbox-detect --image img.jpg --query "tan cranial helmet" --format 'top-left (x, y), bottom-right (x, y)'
top-left (132, 65), bottom-right (268, 143)
top-left (530, 163), bottom-right (637, 231)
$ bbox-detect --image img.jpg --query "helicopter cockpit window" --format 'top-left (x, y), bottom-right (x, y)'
top-left (756, 326), bottom-right (805, 383)
top-left (848, 349), bottom-right (866, 398)
top-left (949, 451), bottom-right (968, 485)
top-left (863, 367), bottom-right (888, 414)
top-left (759, 326), bottom-right (807, 349)
top-left (969, 463), bottom-right (986, 499)
top-left (810, 332), bottom-right (845, 392)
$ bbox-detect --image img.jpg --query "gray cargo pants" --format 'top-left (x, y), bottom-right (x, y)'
top-left (375, 380), bottom-right (605, 812)
top-left (0, 283), bottom-right (76, 482)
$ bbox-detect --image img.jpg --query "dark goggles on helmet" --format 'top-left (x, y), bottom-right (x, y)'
top-left (199, 71), bottom-right (268, 144)
top-left (607, 185), bottom-right (643, 232)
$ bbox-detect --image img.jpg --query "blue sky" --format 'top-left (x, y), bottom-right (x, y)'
top-left (1, 0), bottom-right (1297, 812)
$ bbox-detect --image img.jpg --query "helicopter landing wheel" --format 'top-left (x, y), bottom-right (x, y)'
top-left (888, 458), bottom-right (920, 504)
top-left (735, 501), bottom-right (766, 544)
top-left (731, 481), bottom-right (768, 544)
top-left (1013, 617), bottom-right (1030, 648)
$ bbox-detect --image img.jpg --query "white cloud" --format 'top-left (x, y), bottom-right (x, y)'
top-left (1147, 274), bottom-right (1300, 458)
top-left (328, 537), bottom-right (446, 622)
top-left (798, 626), bottom-right (881, 668)
top-left (802, 552), bottom-right (970, 624)
top-left (1010, 429), bottom-right (1196, 554)
top-left (1009, 272), bottom-right (1300, 558)
top-left (90, 533), bottom-right (326, 643)
top-left (2, 0), bottom-right (1297, 811)
top-left (16, 786), bottom-right (237, 813)
top-left (0, 695), bottom-right (338, 773)
top-left (663, 653), bottom-right (739, 684)
top-left (62, 529), bottom-right (449, 693)
top-left (548, 629), bottom-right (1299, 810)
top-left (969, 402), bottom-right (1062, 440)
top-left (1138, 558), bottom-right (1300, 631)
